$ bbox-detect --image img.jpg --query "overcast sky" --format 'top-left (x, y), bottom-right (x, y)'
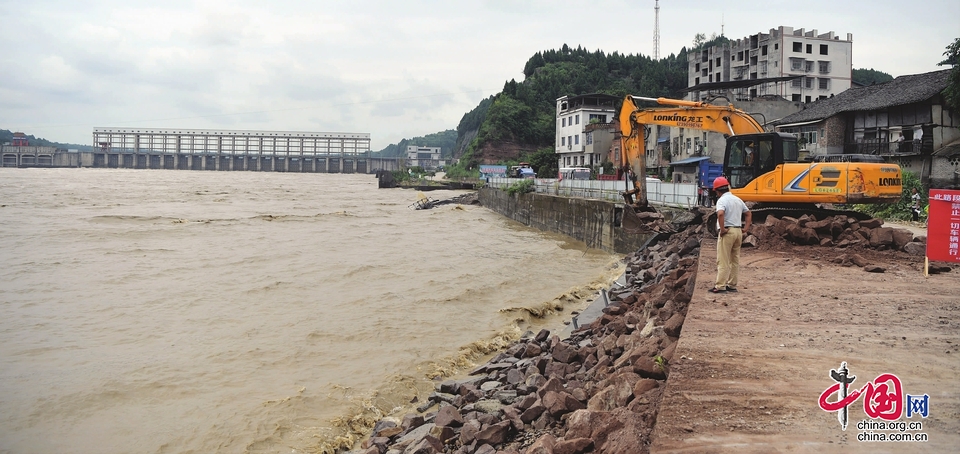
top-left (2, 0), bottom-right (957, 150)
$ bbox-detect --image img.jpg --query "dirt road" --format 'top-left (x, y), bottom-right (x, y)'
top-left (650, 239), bottom-right (960, 453)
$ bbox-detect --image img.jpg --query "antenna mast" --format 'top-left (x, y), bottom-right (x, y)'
top-left (653, 0), bottom-right (661, 60)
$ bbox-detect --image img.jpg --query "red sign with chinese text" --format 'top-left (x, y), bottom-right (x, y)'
top-left (926, 189), bottom-right (960, 263)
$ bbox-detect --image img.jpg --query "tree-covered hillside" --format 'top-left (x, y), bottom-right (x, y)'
top-left (0, 129), bottom-right (92, 151)
top-left (852, 68), bottom-right (894, 86)
top-left (446, 44), bottom-right (688, 178)
top-left (375, 129), bottom-right (458, 158)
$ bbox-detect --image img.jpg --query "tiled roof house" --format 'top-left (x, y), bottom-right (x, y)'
top-left (774, 69), bottom-right (960, 188)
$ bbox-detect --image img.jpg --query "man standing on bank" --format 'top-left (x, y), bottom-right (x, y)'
top-left (710, 176), bottom-right (752, 293)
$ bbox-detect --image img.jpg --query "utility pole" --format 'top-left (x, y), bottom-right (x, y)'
top-left (653, 0), bottom-right (660, 60)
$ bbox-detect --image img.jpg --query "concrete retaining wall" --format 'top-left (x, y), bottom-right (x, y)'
top-left (478, 187), bottom-right (655, 255)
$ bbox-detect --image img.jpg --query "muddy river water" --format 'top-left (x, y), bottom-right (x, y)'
top-left (0, 168), bottom-right (620, 453)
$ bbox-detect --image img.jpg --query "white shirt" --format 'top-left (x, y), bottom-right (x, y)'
top-left (716, 192), bottom-right (749, 228)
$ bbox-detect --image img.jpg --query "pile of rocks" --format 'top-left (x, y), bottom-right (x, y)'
top-left (348, 212), bottom-right (707, 454)
top-left (747, 212), bottom-right (925, 254)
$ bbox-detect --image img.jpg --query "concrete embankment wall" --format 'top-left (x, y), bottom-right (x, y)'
top-left (478, 187), bottom-right (654, 255)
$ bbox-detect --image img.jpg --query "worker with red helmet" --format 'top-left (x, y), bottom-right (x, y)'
top-left (710, 176), bottom-right (752, 293)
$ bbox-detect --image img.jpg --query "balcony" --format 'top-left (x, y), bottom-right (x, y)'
top-left (844, 139), bottom-right (922, 156)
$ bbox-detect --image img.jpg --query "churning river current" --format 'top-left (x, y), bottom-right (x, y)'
top-left (0, 168), bottom-right (621, 454)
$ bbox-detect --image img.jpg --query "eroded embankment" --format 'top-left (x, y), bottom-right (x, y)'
top-left (344, 208), bottom-right (709, 454)
top-left (347, 206), bottom-right (938, 454)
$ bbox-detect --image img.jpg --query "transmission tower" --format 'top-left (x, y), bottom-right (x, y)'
top-left (653, 0), bottom-right (661, 60)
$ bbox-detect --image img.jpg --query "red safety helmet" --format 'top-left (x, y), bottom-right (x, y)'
top-left (712, 176), bottom-right (730, 190)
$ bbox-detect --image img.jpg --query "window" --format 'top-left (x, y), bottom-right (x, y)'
top-left (792, 94), bottom-right (802, 102)
top-left (562, 118), bottom-right (566, 127)
top-left (775, 43), bottom-right (779, 50)
top-left (716, 57), bottom-right (721, 66)
top-left (561, 137), bottom-right (566, 146)
top-left (716, 72), bottom-right (721, 82)
top-left (588, 114), bottom-right (606, 123)
top-left (820, 44), bottom-right (828, 55)
top-left (726, 139), bottom-right (771, 188)
top-left (762, 45), bottom-right (768, 56)
top-left (806, 95), bottom-right (812, 103)
top-left (575, 135), bottom-right (579, 145)
top-left (792, 78), bottom-right (803, 88)
top-left (805, 61), bottom-right (814, 73)
top-left (806, 44), bottom-right (812, 54)
top-left (738, 51), bottom-right (744, 61)
top-left (793, 42), bottom-right (802, 52)
top-left (695, 77), bottom-right (700, 85)
top-left (818, 61), bottom-right (830, 73)
top-left (819, 78), bottom-right (829, 89)
top-left (790, 58), bottom-right (804, 71)
top-left (798, 130), bottom-right (817, 146)
top-left (696, 63), bottom-right (701, 72)
top-left (575, 116), bottom-right (579, 125)
top-left (585, 132), bottom-right (593, 145)
top-left (805, 77), bottom-right (814, 89)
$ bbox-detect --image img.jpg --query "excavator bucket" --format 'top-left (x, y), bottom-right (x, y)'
top-left (620, 205), bottom-right (646, 234)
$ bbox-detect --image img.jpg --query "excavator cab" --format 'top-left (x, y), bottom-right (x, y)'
top-left (723, 133), bottom-right (798, 189)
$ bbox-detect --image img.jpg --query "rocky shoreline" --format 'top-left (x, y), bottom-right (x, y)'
top-left (345, 207), bottom-right (929, 454)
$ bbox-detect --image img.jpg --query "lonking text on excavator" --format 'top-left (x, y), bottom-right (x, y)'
top-left (618, 95), bottom-right (903, 217)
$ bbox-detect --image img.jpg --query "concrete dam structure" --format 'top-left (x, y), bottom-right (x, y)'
top-left (1, 128), bottom-right (403, 173)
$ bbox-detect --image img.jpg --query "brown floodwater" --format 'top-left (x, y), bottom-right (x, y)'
top-left (0, 168), bottom-right (621, 454)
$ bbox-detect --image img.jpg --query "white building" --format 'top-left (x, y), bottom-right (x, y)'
top-left (405, 145), bottom-right (445, 170)
top-left (555, 93), bottom-right (618, 171)
top-left (687, 26), bottom-right (853, 104)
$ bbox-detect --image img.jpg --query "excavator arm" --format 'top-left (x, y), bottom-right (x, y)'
top-left (616, 95), bottom-right (902, 212)
top-left (619, 96), bottom-right (765, 172)
top-left (618, 95), bottom-right (765, 205)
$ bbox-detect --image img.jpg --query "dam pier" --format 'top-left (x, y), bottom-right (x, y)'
top-left (1, 128), bottom-right (402, 173)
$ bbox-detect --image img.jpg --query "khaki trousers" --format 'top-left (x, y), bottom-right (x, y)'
top-left (715, 227), bottom-right (742, 290)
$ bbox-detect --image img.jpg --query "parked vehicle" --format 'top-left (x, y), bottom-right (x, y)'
top-left (558, 167), bottom-right (590, 180)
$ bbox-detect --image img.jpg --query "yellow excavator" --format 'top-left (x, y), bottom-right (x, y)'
top-left (618, 95), bottom-right (903, 210)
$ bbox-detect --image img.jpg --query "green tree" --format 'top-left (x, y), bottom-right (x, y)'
top-left (523, 147), bottom-right (559, 178)
top-left (939, 37), bottom-right (960, 115)
top-left (448, 44), bottom-right (688, 172)
top-left (693, 33), bottom-right (706, 50)
top-left (851, 172), bottom-right (924, 221)
top-left (852, 68), bottom-right (894, 86)
top-left (376, 130), bottom-right (458, 158)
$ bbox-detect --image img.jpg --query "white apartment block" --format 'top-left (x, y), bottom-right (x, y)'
top-left (555, 94), bottom-right (618, 170)
top-left (687, 26), bottom-right (853, 104)
top-left (405, 145), bottom-right (446, 170)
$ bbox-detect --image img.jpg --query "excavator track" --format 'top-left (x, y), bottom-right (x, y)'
top-left (706, 204), bottom-right (874, 236)
top-left (749, 204), bottom-right (874, 223)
